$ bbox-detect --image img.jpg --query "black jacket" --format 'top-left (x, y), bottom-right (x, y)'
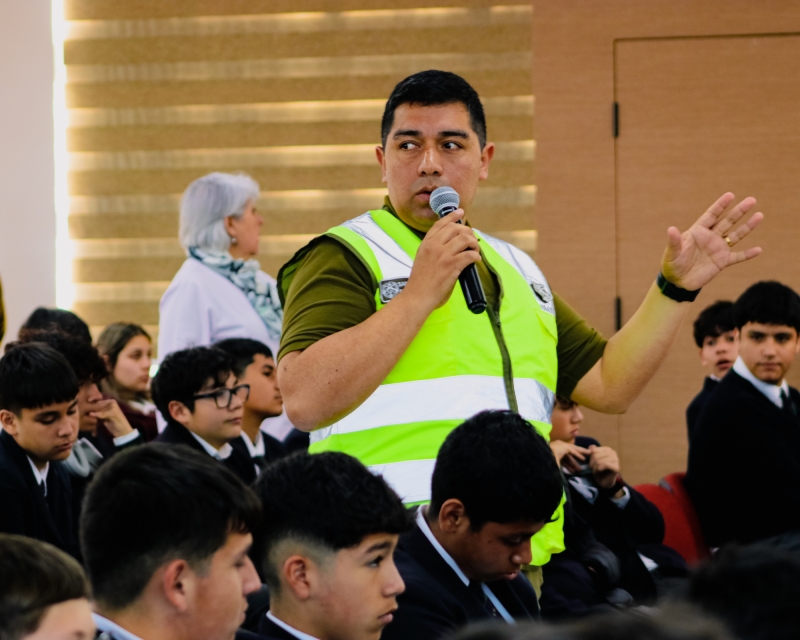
top-left (382, 516), bottom-right (539, 640)
top-left (685, 370), bottom-right (800, 546)
top-left (0, 430), bottom-right (80, 558)
top-left (686, 377), bottom-right (720, 448)
top-left (154, 423), bottom-right (257, 485)
top-left (255, 616), bottom-right (306, 640)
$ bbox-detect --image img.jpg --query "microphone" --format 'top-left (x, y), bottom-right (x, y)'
top-left (429, 187), bottom-right (487, 314)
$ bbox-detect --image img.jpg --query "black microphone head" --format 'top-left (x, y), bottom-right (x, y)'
top-left (430, 186), bottom-right (460, 218)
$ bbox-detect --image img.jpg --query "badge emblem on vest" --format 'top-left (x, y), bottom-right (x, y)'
top-left (531, 281), bottom-right (553, 304)
top-left (379, 278), bottom-right (408, 303)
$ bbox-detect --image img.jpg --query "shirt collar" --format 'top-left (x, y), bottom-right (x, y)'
top-left (732, 356), bottom-right (790, 408)
top-left (188, 431), bottom-right (233, 460)
top-left (241, 430), bottom-right (265, 457)
top-left (92, 613), bottom-right (143, 640)
top-left (266, 611), bottom-right (320, 640)
top-left (416, 506), bottom-right (470, 587)
top-left (27, 457), bottom-right (49, 494)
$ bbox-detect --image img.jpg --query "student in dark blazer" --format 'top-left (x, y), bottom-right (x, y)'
top-left (686, 281), bottom-right (800, 548)
top-left (152, 346), bottom-right (256, 484)
top-left (249, 452), bottom-right (411, 640)
top-left (0, 343), bottom-right (81, 559)
top-left (82, 445), bottom-right (262, 640)
top-left (383, 410), bottom-right (564, 640)
top-left (686, 301), bottom-right (738, 446)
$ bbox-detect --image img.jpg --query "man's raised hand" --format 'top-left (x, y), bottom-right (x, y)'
top-left (661, 193), bottom-right (764, 292)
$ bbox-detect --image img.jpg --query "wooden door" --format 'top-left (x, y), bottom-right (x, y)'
top-left (614, 35), bottom-right (800, 481)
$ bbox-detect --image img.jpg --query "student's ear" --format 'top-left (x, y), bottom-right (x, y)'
top-left (168, 400), bottom-right (192, 426)
top-left (438, 499), bottom-right (469, 534)
top-left (282, 554), bottom-right (314, 601)
top-left (160, 559), bottom-right (193, 613)
top-left (101, 354), bottom-right (112, 373)
top-left (0, 409), bottom-right (19, 436)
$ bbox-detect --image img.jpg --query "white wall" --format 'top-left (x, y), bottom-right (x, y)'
top-left (0, 0), bottom-right (56, 343)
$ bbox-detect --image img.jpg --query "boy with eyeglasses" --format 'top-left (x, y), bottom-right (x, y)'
top-left (152, 346), bottom-right (257, 484)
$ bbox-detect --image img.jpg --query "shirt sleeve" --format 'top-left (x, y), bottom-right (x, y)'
top-left (278, 236), bottom-right (377, 361)
top-left (158, 274), bottom-right (213, 359)
top-left (553, 293), bottom-right (607, 399)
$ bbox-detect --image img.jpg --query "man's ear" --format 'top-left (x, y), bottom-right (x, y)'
top-left (282, 554), bottom-right (316, 601)
top-left (478, 141), bottom-right (495, 181)
top-left (375, 145), bottom-right (387, 184)
top-left (160, 559), bottom-right (193, 613)
top-left (438, 499), bottom-right (470, 534)
top-left (0, 409), bottom-right (19, 436)
top-left (168, 400), bottom-right (192, 426)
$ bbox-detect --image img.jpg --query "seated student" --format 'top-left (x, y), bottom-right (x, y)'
top-left (96, 322), bottom-right (158, 442)
top-left (0, 343), bottom-right (81, 558)
top-left (249, 451), bottom-right (410, 640)
top-left (215, 338), bottom-right (287, 469)
top-left (686, 281), bottom-right (800, 548)
top-left (686, 300), bottom-right (738, 445)
top-left (546, 397), bottom-right (687, 610)
top-left (81, 445), bottom-right (262, 640)
top-left (0, 534), bottom-right (95, 640)
top-left (152, 346), bottom-right (257, 484)
top-left (382, 410), bottom-right (564, 640)
top-left (20, 307), bottom-right (93, 344)
top-left (16, 329), bottom-right (141, 478)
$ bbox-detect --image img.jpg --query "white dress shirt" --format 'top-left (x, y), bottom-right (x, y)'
top-left (241, 430), bottom-right (266, 457)
top-left (266, 611), bottom-right (320, 640)
top-left (733, 356), bottom-right (790, 408)
top-left (415, 507), bottom-right (515, 623)
top-left (93, 613), bottom-right (143, 640)
top-left (189, 431), bottom-right (233, 460)
top-left (27, 458), bottom-right (49, 496)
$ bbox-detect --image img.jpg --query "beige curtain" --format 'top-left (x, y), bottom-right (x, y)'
top-left (64, 0), bottom-right (536, 351)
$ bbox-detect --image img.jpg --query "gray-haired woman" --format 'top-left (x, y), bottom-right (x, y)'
top-left (158, 172), bottom-right (289, 436)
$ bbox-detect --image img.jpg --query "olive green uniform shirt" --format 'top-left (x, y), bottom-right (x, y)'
top-left (279, 203), bottom-right (607, 398)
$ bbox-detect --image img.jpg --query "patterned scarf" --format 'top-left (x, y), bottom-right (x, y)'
top-left (189, 247), bottom-right (283, 342)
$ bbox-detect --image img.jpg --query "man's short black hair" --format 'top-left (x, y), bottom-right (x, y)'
top-left (16, 328), bottom-right (107, 386)
top-left (21, 307), bottom-right (92, 344)
top-left (430, 410), bottom-right (563, 530)
top-left (80, 444), bottom-right (261, 611)
top-left (0, 342), bottom-right (79, 414)
top-left (151, 346), bottom-right (233, 426)
top-left (689, 545), bottom-right (800, 640)
top-left (0, 534), bottom-right (88, 640)
top-left (693, 300), bottom-right (736, 348)
top-left (214, 338), bottom-right (273, 379)
top-left (381, 70), bottom-right (487, 148)
top-left (251, 452), bottom-right (411, 592)
top-left (734, 281), bottom-right (800, 333)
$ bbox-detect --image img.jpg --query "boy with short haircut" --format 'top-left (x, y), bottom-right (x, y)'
top-left (686, 300), bottom-right (739, 443)
top-left (215, 338), bottom-right (286, 468)
top-left (686, 281), bottom-right (800, 548)
top-left (81, 445), bottom-right (262, 640)
top-left (152, 346), bottom-right (257, 483)
top-left (0, 533), bottom-right (94, 640)
top-left (250, 451), bottom-right (411, 640)
top-left (0, 343), bottom-right (81, 558)
top-left (383, 410), bottom-right (564, 640)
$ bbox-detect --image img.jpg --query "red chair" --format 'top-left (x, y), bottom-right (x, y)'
top-left (635, 471), bottom-right (710, 565)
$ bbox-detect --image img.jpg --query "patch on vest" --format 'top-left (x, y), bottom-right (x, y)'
top-left (379, 278), bottom-right (408, 303)
top-left (531, 281), bottom-right (553, 304)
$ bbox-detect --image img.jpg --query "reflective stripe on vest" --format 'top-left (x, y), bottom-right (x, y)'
top-left (310, 210), bottom-right (564, 564)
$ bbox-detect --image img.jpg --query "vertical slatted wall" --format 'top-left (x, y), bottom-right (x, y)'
top-left (64, 0), bottom-right (535, 352)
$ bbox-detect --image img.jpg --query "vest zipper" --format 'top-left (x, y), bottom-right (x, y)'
top-left (484, 256), bottom-right (518, 413)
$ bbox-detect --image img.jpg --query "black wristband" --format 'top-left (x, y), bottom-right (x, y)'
top-left (657, 272), bottom-right (700, 303)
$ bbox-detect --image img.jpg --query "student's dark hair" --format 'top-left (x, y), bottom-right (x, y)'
top-left (16, 328), bottom-right (107, 386)
top-left (734, 281), bottom-right (800, 333)
top-left (0, 534), bottom-right (88, 640)
top-left (430, 410), bottom-right (563, 531)
top-left (693, 301), bottom-right (736, 348)
top-left (21, 307), bottom-right (92, 344)
top-left (80, 444), bottom-right (261, 611)
top-left (381, 70), bottom-right (487, 148)
top-left (251, 452), bottom-right (411, 592)
top-left (0, 343), bottom-right (79, 414)
top-left (555, 395), bottom-right (577, 411)
top-left (151, 346), bottom-right (233, 425)
top-left (688, 545), bottom-right (800, 640)
top-left (214, 338), bottom-right (273, 378)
